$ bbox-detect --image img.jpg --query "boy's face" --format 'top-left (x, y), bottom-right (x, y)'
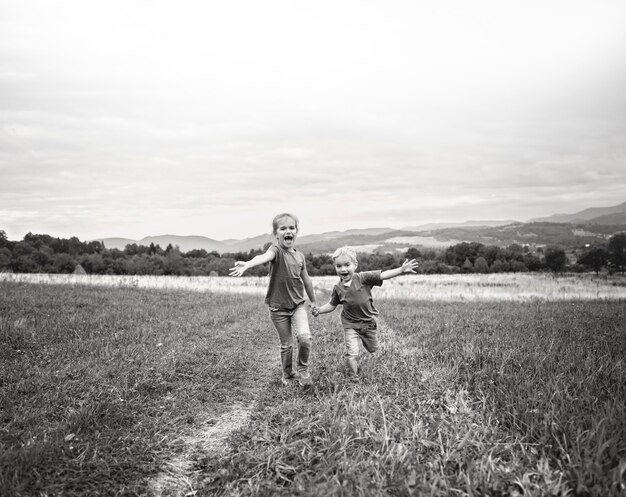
top-left (275, 217), bottom-right (298, 249)
top-left (334, 254), bottom-right (357, 282)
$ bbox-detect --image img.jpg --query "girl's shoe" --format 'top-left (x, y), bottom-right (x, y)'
top-left (281, 373), bottom-right (298, 386)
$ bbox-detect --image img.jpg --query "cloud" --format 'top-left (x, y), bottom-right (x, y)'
top-left (1, 0), bottom-right (626, 240)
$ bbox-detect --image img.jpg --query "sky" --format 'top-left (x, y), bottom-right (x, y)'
top-left (1, 0), bottom-right (626, 241)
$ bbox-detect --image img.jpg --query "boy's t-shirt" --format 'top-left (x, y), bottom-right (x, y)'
top-left (265, 244), bottom-right (306, 309)
top-left (329, 270), bottom-right (383, 328)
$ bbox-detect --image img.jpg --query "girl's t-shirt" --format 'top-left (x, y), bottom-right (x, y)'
top-left (264, 244), bottom-right (306, 309)
top-left (329, 270), bottom-right (383, 327)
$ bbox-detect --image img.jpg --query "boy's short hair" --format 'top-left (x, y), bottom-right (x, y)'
top-left (332, 246), bottom-right (358, 264)
top-left (272, 213), bottom-right (299, 234)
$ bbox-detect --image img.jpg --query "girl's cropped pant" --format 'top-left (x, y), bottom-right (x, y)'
top-left (269, 303), bottom-right (311, 376)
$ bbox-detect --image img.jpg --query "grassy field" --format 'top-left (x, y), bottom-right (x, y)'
top-left (1, 275), bottom-right (625, 496)
top-left (0, 282), bottom-right (275, 496)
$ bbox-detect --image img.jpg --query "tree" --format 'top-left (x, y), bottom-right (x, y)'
top-left (14, 255), bottom-right (38, 273)
top-left (523, 253), bottom-right (543, 272)
top-left (507, 243), bottom-right (523, 254)
top-left (163, 247), bottom-right (183, 275)
top-left (0, 247), bottom-right (11, 270)
top-left (462, 257), bottom-right (474, 272)
top-left (474, 256), bottom-right (489, 273)
top-left (445, 242), bottom-right (481, 267)
top-left (483, 245), bottom-right (501, 266)
top-left (32, 249), bottom-right (54, 270)
top-left (490, 259), bottom-right (510, 273)
top-left (422, 249), bottom-right (438, 261)
top-left (186, 248), bottom-right (209, 258)
top-left (544, 246), bottom-right (566, 272)
top-left (81, 253), bottom-right (105, 274)
top-left (578, 246), bottom-right (608, 275)
top-left (405, 247), bottom-right (422, 260)
top-left (608, 233), bottom-right (626, 274)
top-left (54, 253), bottom-right (76, 273)
top-left (124, 243), bottom-right (140, 256)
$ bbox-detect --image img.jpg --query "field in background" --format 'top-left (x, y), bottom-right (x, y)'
top-left (2, 272), bottom-right (626, 301)
top-left (1, 274), bottom-right (625, 495)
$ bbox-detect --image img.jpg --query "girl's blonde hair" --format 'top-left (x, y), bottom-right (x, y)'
top-left (271, 213), bottom-right (299, 234)
top-left (332, 246), bottom-right (358, 264)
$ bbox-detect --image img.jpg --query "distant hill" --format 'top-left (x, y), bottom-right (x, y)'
top-left (138, 235), bottom-right (226, 253)
top-left (95, 202), bottom-right (625, 254)
top-left (298, 221), bottom-right (626, 254)
top-left (409, 222), bottom-right (614, 249)
top-left (221, 234), bottom-right (273, 253)
top-left (99, 229), bottom-right (398, 254)
top-left (297, 227), bottom-right (396, 245)
top-left (582, 211), bottom-right (626, 225)
top-left (99, 221), bottom-right (626, 255)
top-left (101, 235), bottom-right (227, 252)
top-left (297, 230), bottom-right (417, 253)
top-left (402, 220), bottom-right (519, 231)
top-left (529, 201), bottom-right (626, 224)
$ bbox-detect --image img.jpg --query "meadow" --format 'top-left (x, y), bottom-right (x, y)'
top-left (1, 273), bottom-right (625, 496)
top-left (3, 272), bottom-right (626, 301)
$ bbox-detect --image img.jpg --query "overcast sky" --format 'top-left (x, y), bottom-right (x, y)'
top-left (1, 0), bottom-right (625, 241)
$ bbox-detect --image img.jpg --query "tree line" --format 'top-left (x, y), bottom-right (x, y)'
top-left (1, 230), bottom-right (624, 276)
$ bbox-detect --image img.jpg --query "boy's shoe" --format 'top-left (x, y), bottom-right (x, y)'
top-left (298, 371), bottom-right (313, 387)
top-left (281, 373), bottom-right (298, 386)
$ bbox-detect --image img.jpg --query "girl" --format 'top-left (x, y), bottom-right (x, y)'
top-left (229, 213), bottom-right (317, 387)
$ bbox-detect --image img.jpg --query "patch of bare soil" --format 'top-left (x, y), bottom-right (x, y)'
top-left (148, 402), bottom-right (257, 497)
top-left (148, 317), bottom-right (277, 497)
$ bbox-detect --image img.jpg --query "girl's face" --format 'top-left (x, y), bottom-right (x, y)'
top-left (274, 216), bottom-right (298, 249)
top-left (334, 254), bottom-right (357, 282)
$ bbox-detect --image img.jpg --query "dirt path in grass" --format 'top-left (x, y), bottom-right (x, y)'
top-left (148, 323), bottom-right (276, 497)
top-left (148, 401), bottom-right (259, 497)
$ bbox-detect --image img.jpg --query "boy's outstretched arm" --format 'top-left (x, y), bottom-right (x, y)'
top-left (312, 301), bottom-right (337, 317)
top-left (229, 247), bottom-right (276, 277)
top-left (380, 258), bottom-right (419, 280)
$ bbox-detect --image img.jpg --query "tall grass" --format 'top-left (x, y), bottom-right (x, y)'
top-left (382, 299), bottom-right (626, 496)
top-left (0, 281), bottom-right (274, 496)
top-left (199, 299), bottom-right (625, 496)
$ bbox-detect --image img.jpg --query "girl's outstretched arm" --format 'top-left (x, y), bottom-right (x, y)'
top-left (381, 259), bottom-right (419, 280)
top-left (229, 247), bottom-right (276, 277)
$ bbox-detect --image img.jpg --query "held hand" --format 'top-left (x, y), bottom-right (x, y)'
top-left (228, 261), bottom-right (248, 277)
top-left (402, 258), bottom-right (419, 274)
top-left (310, 304), bottom-right (319, 317)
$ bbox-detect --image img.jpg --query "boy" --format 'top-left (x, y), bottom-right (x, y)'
top-left (312, 246), bottom-right (418, 379)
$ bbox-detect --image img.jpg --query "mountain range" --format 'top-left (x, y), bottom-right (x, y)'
top-left (528, 201), bottom-right (626, 223)
top-left (98, 201), bottom-right (626, 254)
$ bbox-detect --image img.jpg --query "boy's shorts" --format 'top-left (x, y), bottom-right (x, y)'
top-left (343, 320), bottom-right (378, 355)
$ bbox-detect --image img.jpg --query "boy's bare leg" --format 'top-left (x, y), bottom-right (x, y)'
top-left (344, 328), bottom-right (360, 379)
